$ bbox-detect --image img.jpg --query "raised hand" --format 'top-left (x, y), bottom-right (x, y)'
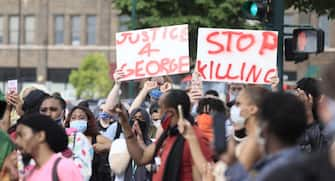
top-left (190, 71), bottom-right (203, 103)
top-left (7, 93), bottom-right (23, 115)
top-left (177, 105), bottom-right (195, 140)
top-left (115, 104), bottom-right (129, 125)
top-left (113, 69), bottom-right (126, 84)
top-left (296, 88), bottom-right (313, 110)
top-left (143, 80), bottom-right (159, 92)
top-left (270, 74), bottom-right (280, 91)
top-left (160, 82), bottom-right (172, 93)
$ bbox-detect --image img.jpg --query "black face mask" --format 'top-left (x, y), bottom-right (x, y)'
top-left (234, 128), bottom-right (247, 139)
top-left (136, 119), bottom-right (147, 135)
top-left (22, 153), bottom-right (33, 166)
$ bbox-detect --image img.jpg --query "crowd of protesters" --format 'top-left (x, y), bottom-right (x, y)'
top-left (0, 62), bottom-right (335, 181)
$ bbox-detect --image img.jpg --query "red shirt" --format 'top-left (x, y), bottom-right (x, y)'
top-left (152, 126), bottom-right (212, 181)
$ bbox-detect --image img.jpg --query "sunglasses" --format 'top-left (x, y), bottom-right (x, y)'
top-left (40, 107), bottom-right (59, 113)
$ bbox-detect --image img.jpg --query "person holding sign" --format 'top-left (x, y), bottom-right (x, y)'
top-left (115, 89), bottom-right (212, 181)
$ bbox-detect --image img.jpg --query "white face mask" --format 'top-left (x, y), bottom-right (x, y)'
top-left (152, 120), bottom-right (161, 128)
top-left (230, 105), bottom-right (246, 126)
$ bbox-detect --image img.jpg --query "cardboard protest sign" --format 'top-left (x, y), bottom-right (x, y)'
top-left (116, 24), bottom-right (190, 81)
top-left (196, 28), bottom-right (278, 84)
top-left (7, 80), bottom-right (18, 94)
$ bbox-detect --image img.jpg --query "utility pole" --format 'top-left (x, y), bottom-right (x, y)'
top-left (16, 0), bottom-right (22, 90)
top-left (129, 0), bottom-right (137, 98)
top-left (271, 0), bottom-right (284, 91)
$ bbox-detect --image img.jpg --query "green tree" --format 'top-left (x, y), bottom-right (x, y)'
top-left (285, 0), bottom-right (335, 18)
top-left (114, 0), bottom-right (247, 60)
top-left (115, 0), bottom-right (245, 28)
top-left (69, 53), bottom-right (113, 99)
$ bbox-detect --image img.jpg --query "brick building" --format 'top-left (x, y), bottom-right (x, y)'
top-left (0, 0), bottom-right (119, 99)
top-left (0, 1), bottom-right (334, 99)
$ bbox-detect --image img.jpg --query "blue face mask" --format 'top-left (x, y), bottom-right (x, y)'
top-left (98, 112), bottom-right (112, 120)
top-left (98, 112), bottom-right (119, 122)
top-left (150, 88), bottom-right (163, 101)
top-left (55, 117), bottom-right (63, 126)
top-left (70, 120), bottom-right (88, 133)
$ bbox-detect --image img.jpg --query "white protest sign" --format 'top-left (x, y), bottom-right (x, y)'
top-left (116, 24), bottom-right (190, 81)
top-left (196, 28), bottom-right (278, 84)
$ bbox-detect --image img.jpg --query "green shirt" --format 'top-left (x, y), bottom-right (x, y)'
top-left (0, 129), bottom-right (14, 169)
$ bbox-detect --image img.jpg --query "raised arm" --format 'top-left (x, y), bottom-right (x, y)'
top-left (104, 70), bottom-right (123, 111)
top-left (0, 93), bottom-right (21, 132)
top-left (116, 105), bottom-right (156, 166)
top-left (128, 80), bottom-right (158, 114)
top-left (178, 119), bottom-right (209, 176)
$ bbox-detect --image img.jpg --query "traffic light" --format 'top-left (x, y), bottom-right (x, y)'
top-left (242, 0), bottom-right (270, 22)
top-left (285, 38), bottom-right (309, 63)
top-left (292, 28), bottom-right (325, 54)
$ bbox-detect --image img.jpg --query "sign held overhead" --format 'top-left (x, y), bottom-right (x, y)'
top-left (116, 24), bottom-right (190, 81)
top-left (196, 28), bottom-right (278, 84)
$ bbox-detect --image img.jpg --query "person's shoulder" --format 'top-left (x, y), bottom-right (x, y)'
top-left (193, 126), bottom-right (209, 140)
top-left (262, 151), bottom-right (334, 181)
top-left (57, 156), bottom-right (83, 179)
top-left (57, 155), bottom-right (77, 167)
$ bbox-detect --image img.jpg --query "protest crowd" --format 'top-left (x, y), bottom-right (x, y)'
top-left (1, 25), bottom-right (335, 181)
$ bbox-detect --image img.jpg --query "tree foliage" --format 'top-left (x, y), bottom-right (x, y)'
top-left (285, 0), bottom-right (335, 18)
top-left (115, 0), bottom-right (246, 28)
top-left (69, 53), bottom-right (113, 99)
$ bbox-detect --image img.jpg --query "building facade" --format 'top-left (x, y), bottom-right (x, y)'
top-left (283, 9), bottom-right (335, 85)
top-left (0, 0), bottom-right (119, 99)
top-left (0, 1), bottom-right (334, 99)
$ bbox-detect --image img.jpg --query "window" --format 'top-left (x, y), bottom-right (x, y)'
top-left (284, 15), bottom-right (294, 34)
top-left (24, 16), bottom-right (35, 44)
top-left (54, 15), bottom-right (64, 45)
top-left (319, 15), bottom-right (330, 48)
top-left (87, 16), bottom-right (96, 45)
top-left (0, 17), bottom-right (3, 44)
top-left (71, 16), bottom-right (80, 45)
top-left (9, 16), bottom-right (19, 44)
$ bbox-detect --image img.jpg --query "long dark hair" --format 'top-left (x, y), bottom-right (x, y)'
top-left (163, 89), bottom-right (193, 124)
top-left (129, 108), bottom-right (151, 145)
top-left (64, 106), bottom-right (99, 137)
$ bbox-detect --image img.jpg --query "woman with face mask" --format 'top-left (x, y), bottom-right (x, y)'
top-left (64, 106), bottom-right (112, 181)
top-left (230, 86), bottom-right (270, 171)
top-left (113, 108), bottom-right (152, 181)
